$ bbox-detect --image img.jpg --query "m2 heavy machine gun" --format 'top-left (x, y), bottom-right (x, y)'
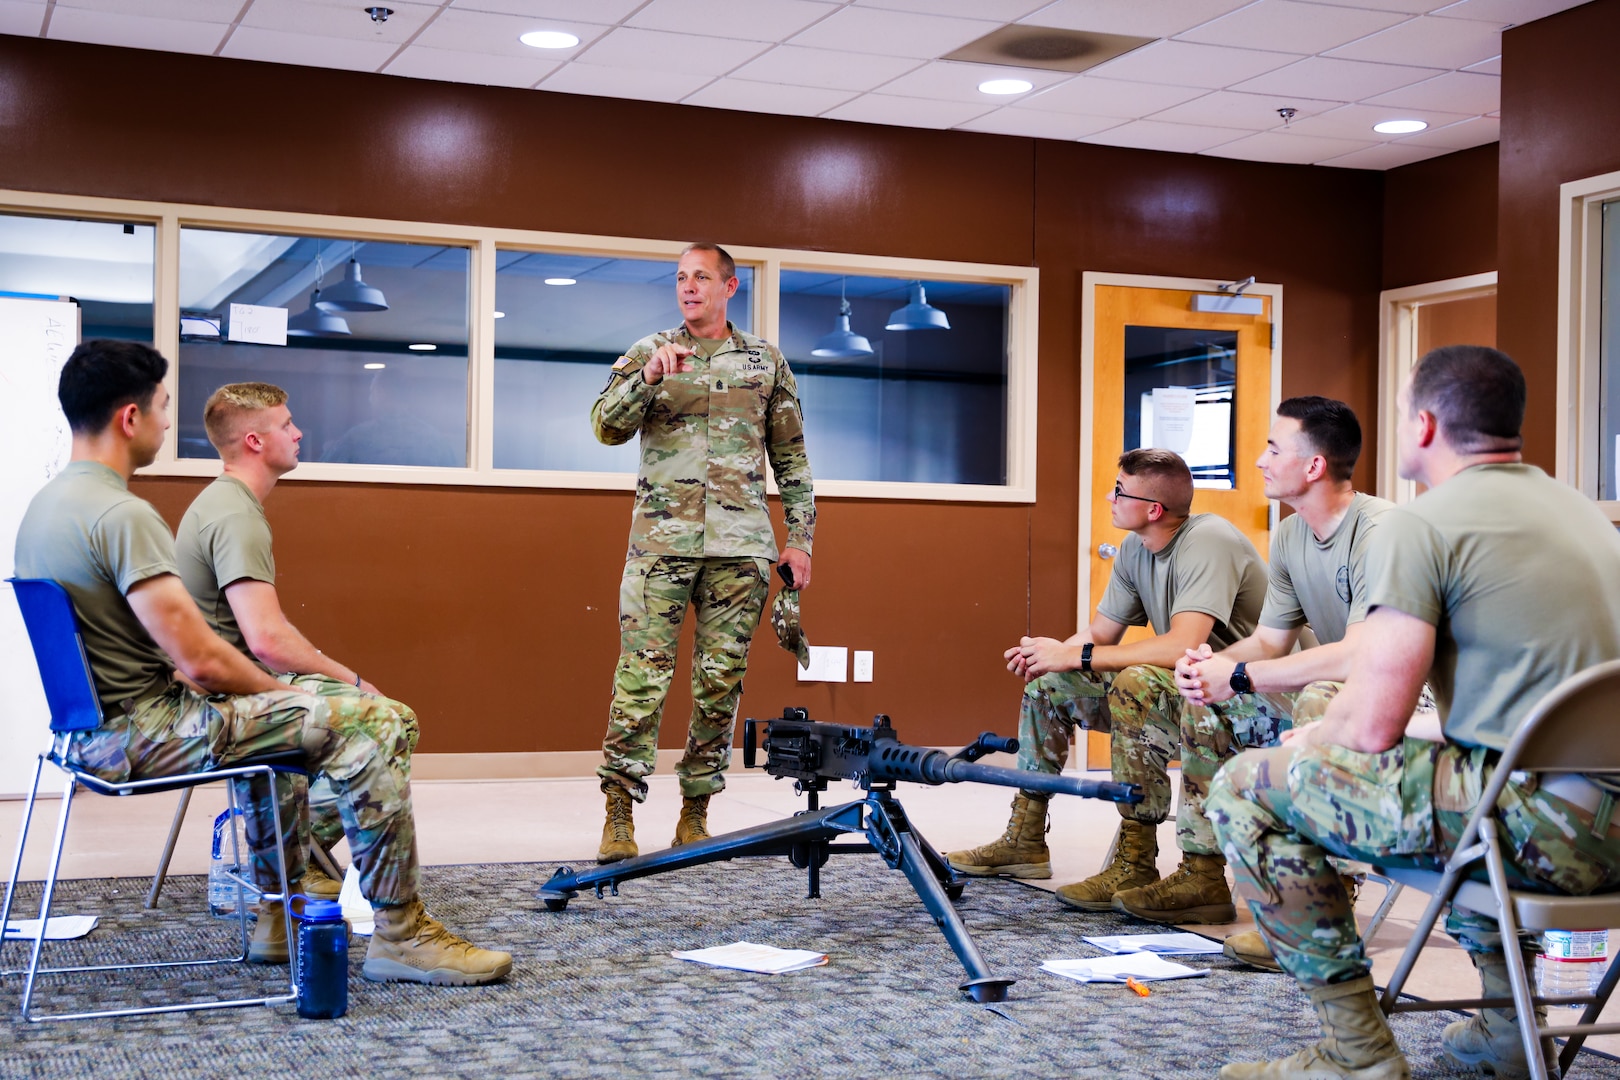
top-left (538, 709), bottom-right (1141, 1002)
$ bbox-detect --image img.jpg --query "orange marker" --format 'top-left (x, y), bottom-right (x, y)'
top-left (1125, 976), bottom-right (1151, 997)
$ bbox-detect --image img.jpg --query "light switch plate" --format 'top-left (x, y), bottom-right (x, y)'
top-left (853, 651), bottom-right (873, 682)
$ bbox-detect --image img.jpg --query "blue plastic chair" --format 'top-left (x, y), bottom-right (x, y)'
top-left (0, 577), bottom-right (302, 1022)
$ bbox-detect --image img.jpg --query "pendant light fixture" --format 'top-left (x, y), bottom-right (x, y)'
top-left (811, 278), bottom-right (874, 359)
top-left (885, 280), bottom-right (950, 331)
top-left (287, 289), bottom-right (351, 336)
top-left (317, 242), bottom-right (389, 312)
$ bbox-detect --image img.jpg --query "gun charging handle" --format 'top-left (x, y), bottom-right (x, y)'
top-left (950, 732), bottom-right (1018, 763)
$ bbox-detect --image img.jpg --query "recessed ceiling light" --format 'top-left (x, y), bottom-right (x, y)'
top-left (1374, 119), bottom-right (1427, 135)
top-left (408, 343), bottom-right (436, 351)
top-left (493, 310), bottom-right (506, 318)
top-left (978, 78), bottom-right (1033, 96)
top-left (544, 277), bottom-right (577, 286)
top-left (364, 362), bottom-right (386, 370)
top-left (520, 30), bottom-right (579, 49)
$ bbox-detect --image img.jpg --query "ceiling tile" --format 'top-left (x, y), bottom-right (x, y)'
top-left (220, 25), bottom-right (401, 71)
top-left (1428, 0), bottom-right (1591, 24)
top-left (241, 0), bottom-right (438, 43)
top-left (1206, 129), bottom-right (1379, 164)
top-left (1287, 0), bottom-right (1444, 12)
top-left (47, 6), bottom-right (229, 53)
top-left (1279, 101), bottom-right (1472, 140)
top-left (1316, 141), bottom-right (1450, 168)
top-left (1027, 0), bottom-right (1253, 39)
top-left (821, 93), bottom-right (994, 129)
top-left (1464, 54), bottom-right (1501, 75)
top-left (535, 63), bottom-right (714, 104)
top-left (787, 6), bottom-right (1002, 60)
top-left (682, 79), bottom-right (855, 117)
top-left (856, 0), bottom-right (1049, 19)
top-left (1392, 113), bottom-right (1499, 149)
top-left (1012, 75), bottom-right (1206, 118)
top-left (1177, 0), bottom-right (1412, 54)
top-left (1363, 69), bottom-right (1497, 113)
top-left (1326, 14), bottom-right (1500, 67)
top-left (1082, 118), bottom-right (1251, 154)
top-left (576, 27), bottom-right (770, 75)
top-left (1088, 40), bottom-right (1305, 90)
top-left (55, 0), bottom-right (242, 17)
top-left (413, 8), bottom-right (611, 59)
top-left (1147, 89), bottom-right (1344, 131)
top-left (954, 106), bottom-right (1123, 140)
top-left (873, 60), bottom-right (1073, 105)
top-left (1231, 55), bottom-right (1439, 98)
top-left (0, 1), bottom-right (44, 36)
top-left (383, 45), bottom-right (560, 89)
top-left (629, 0), bottom-right (835, 42)
top-left (450, 0), bottom-right (645, 19)
top-left (728, 45), bottom-right (923, 92)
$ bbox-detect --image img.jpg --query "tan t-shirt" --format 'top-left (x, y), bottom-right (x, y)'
top-left (1365, 464), bottom-right (1620, 750)
top-left (1260, 492), bottom-right (1394, 645)
top-left (13, 461), bottom-right (177, 711)
top-left (1096, 513), bottom-right (1268, 653)
top-left (175, 474), bottom-right (275, 668)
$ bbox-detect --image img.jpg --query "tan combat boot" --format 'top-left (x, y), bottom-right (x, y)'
top-left (1112, 851), bottom-right (1237, 923)
top-left (300, 863), bottom-right (344, 900)
top-left (672, 794), bottom-right (710, 847)
top-left (247, 899), bottom-right (290, 964)
top-left (943, 793), bottom-right (1051, 879)
top-left (1224, 874), bottom-right (1365, 972)
top-left (597, 786), bottom-right (638, 864)
top-left (1054, 819), bottom-right (1158, 910)
top-left (1220, 976), bottom-right (1411, 1079)
top-left (1442, 950), bottom-right (1557, 1080)
top-left (362, 900), bottom-right (513, 985)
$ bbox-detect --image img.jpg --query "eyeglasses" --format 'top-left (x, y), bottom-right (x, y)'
top-left (1110, 481), bottom-right (1160, 506)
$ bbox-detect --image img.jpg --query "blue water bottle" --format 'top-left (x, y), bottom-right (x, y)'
top-left (293, 897), bottom-right (350, 1019)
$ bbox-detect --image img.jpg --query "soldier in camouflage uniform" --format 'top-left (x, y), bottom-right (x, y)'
top-left (15, 341), bottom-right (511, 987)
top-left (1208, 347), bottom-right (1620, 1080)
top-left (590, 243), bottom-right (815, 863)
top-left (944, 448), bottom-right (1267, 913)
top-left (1107, 399), bottom-right (1395, 932)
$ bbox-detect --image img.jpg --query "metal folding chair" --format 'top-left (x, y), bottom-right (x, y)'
top-left (1376, 658), bottom-right (1620, 1080)
top-left (1, 577), bottom-right (303, 1022)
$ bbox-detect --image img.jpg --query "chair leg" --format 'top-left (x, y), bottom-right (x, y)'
top-left (311, 844), bottom-right (343, 884)
top-left (1, 754), bottom-right (47, 940)
top-left (21, 774), bottom-right (78, 1021)
top-left (1479, 820), bottom-right (1556, 1080)
top-left (145, 788), bottom-right (192, 910)
top-left (1361, 877), bottom-right (1403, 944)
top-left (1560, 942), bottom-right (1620, 1075)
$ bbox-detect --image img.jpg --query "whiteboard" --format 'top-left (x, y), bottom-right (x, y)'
top-left (0, 297), bottom-right (79, 797)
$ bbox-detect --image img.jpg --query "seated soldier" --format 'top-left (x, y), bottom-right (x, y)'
top-left (1207, 346), bottom-right (1620, 1080)
top-left (174, 381), bottom-right (421, 926)
top-left (15, 340), bottom-right (511, 986)
top-left (946, 448), bottom-right (1268, 912)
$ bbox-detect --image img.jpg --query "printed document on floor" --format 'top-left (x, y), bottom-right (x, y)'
top-left (672, 941), bottom-right (828, 973)
top-left (1081, 932), bottom-right (1223, 955)
top-left (3, 915), bottom-right (97, 940)
top-left (1042, 953), bottom-right (1208, 983)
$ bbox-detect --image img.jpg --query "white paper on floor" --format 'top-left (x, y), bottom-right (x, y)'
top-left (3, 915), bottom-right (98, 940)
top-left (1081, 932), bottom-right (1223, 956)
top-left (337, 865), bottom-right (374, 936)
top-left (1041, 953), bottom-right (1208, 983)
top-left (672, 941), bottom-right (829, 974)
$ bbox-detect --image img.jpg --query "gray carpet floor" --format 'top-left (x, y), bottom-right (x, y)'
top-left (3, 854), bottom-right (1617, 1079)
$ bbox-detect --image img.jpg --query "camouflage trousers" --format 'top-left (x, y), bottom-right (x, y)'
top-left (1176, 681), bottom-right (1340, 854)
top-left (1207, 737), bottom-right (1620, 989)
top-left (278, 672), bottom-right (421, 855)
top-left (65, 680), bottom-right (420, 905)
top-left (600, 555), bottom-right (770, 801)
top-left (1015, 664), bottom-right (1182, 826)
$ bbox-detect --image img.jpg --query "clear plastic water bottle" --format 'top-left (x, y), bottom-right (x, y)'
top-left (1536, 929), bottom-right (1610, 1006)
top-left (294, 898), bottom-right (350, 1020)
top-left (208, 807), bottom-right (262, 918)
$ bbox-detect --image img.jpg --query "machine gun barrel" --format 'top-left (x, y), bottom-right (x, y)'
top-left (866, 740), bottom-right (1141, 803)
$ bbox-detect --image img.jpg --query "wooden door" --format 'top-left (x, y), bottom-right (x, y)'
top-left (1084, 284), bottom-right (1275, 768)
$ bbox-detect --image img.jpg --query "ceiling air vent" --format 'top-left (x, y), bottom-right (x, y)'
top-left (942, 25), bottom-right (1155, 74)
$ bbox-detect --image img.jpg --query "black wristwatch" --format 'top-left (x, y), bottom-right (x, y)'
top-left (1081, 642), bottom-right (1094, 673)
top-left (1229, 661), bottom-right (1253, 695)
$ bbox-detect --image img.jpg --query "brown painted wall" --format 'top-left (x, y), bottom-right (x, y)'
top-left (1499, 0), bottom-right (1620, 470)
top-left (0, 36), bottom-right (1384, 754)
top-left (1382, 143), bottom-right (1498, 291)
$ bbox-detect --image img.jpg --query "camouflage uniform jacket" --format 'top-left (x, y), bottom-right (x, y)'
top-left (591, 321), bottom-right (815, 562)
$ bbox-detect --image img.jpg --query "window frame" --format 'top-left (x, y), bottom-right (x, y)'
top-left (1558, 169), bottom-right (1620, 523)
top-left (1, 189), bottom-right (1039, 503)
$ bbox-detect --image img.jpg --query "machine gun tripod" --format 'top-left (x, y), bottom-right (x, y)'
top-left (537, 708), bottom-right (1142, 1003)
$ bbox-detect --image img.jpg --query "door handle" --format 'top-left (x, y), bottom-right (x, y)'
top-left (1097, 543), bottom-right (1118, 560)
